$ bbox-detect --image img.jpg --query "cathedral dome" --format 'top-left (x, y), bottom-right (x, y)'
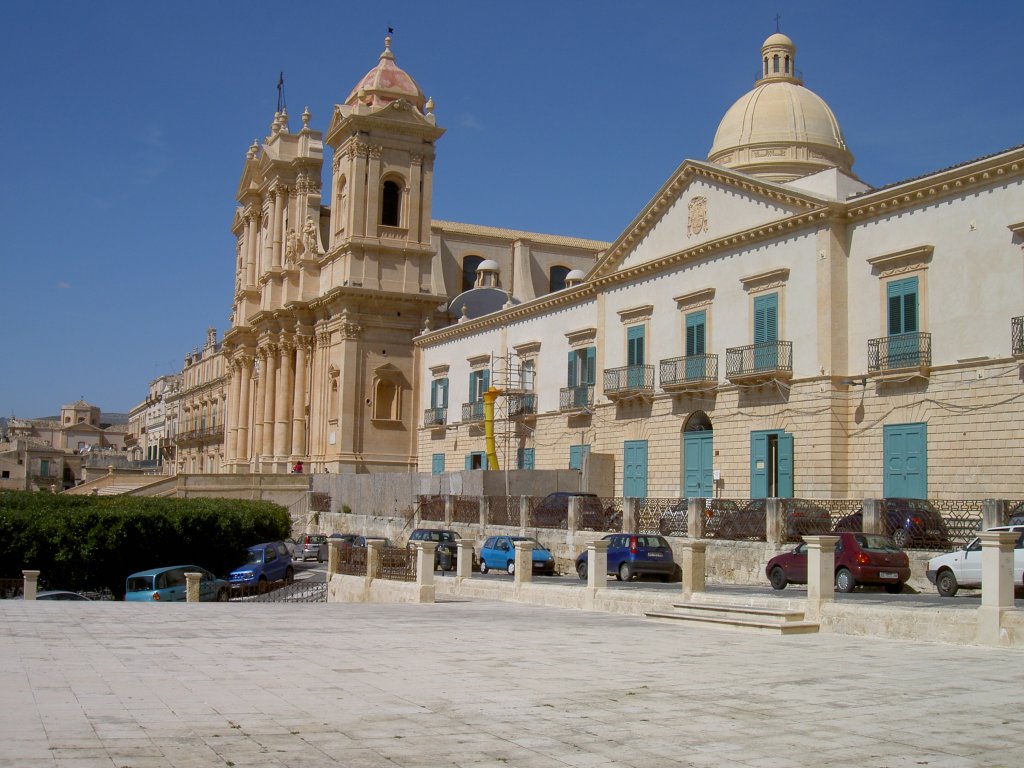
top-left (707, 33), bottom-right (854, 182)
top-left (345, 36), bottom-right (426, 111)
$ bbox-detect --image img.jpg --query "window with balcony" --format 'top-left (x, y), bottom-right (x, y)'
top-left (425, 377), bottom-right (449, 427)
top-left (562, 346), bottom-right (595, 410)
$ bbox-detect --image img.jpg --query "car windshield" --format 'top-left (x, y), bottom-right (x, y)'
top-left (245, 549), bottom-right (265, 564)
top-left (856, 534), bottom-right (902, 553)
top-left (125, 576), bottom-right (154, 592)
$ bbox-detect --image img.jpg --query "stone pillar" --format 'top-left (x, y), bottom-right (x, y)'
top-left (862, 498), bottom-right (884, 535)
top-left (567, 495), bottom-right (580, 533)
top-left (415, 541), bottom-right (437, 603)
top-left (22, 569), bottom-right (39, 600)
top-left (290, 338), bottom-right (309, 458)
top-left (804, 535), bottom-right (839, 620)
top-left (185, 571), bottom-right (201, 602)
top-left (366, 539), bottom-right (384, 580)
top-left (245, 212), bottom-right (258, 287)
top-left (766, 498), bottom-right (784, 546)
top-left (456, 540), bottom-right (474, 582)
top-left (976, 530), bottom-right (1018, 646)
top-left (235, 356), bottom-right (252, 463)
top-left (251, 350), bottom-right (266, 459)
top-left (519, 495), bottom-right (529, 533)
top-left (444, 495), bottom-right (454, 526)
top-left (622, 498), bottom-right (638, 533)
top-left (983, 499), bottom-right (1008, 530)
top-left (275, 343), bottom-right (292, 458)
top-left (225, 365), bottom-right (239, 463)
top-left (586, 539), bottom-right (609, 590)
top-left (408, 154), bottom-right (423, 243)
top-left (327, 539), bottom-right (343, 578)
top-left (479, 496), bottom-right (489, 529)
top-left (365, 147), bottom-right (382, 238)
top-left (262, 345), bottom-right (278, 461)
top-left (271, 186), bottom-right (284, 268)
top-left (687, 498), bottom-right (705, 539)
top-left (513, 539), bottom-right (534, 585)
top-left (680, 539), bottom-right (707, 598)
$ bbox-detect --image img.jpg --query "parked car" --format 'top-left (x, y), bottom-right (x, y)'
top-left (531, 492), bottom-right (620, 530)
top-left (660, 498), bottom-right (744, 537)
top-left (575, 533), bottom-right (681, 582)
top-left (125, 565), bottom-right (230, 602)
top-left (295, 534), bottom-right (327, 562)
top-left (228, 541), bottom-right (295, 593)
top-left (765, 532), bottom-right (910, 593)
top-left (926, 525), bottom-right (1024, 597)
top-left (407, 528), bottom-right (462, 571)
top-left (317, 533), bottom-right (359, 562)
top-left (352, 536), bottom-right (394, 548)
top-left (19, 590), bottom-right (92, 601)
top-left (834, 498), bottom-right (951, 549)
top-left (479, 536), bottom-right (555, 575)
top-left (708, 498), bottom-right (831, 541)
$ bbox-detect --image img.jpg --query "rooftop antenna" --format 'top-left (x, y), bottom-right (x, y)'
top-left (276, 72), bottom-right (286, 113)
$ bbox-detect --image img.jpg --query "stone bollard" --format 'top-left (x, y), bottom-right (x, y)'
top-left (982, 499), bottom-right (1008, 530)
top-left (22, 570), bottom-right (40, 601)
top-left (622, 498), bottom-right (638, 534)
top-left (455, 541), bottom-right (474, 582)
top-left (185, 571), bottom-right (202, 602)
top-left (479, 496), bottom-right (489, 530)
top-left (513, 539), bottom-right (534, 585)
top-left (680, 539), bottom-right (708, 598)
top-left (586, 539), bottom-right (609, 591)
top-left (567, 495), bottom-right (580, 533)
top-left (327, 539), bottom-right (343, 578)
top-left (687, 498), bottom-right (705, 539)
top-left (976, 530), bottom-right (1019, 646)
top-left (366, 540), bottom-right (385, 581)
top-left (415, 541), bottom-right (437, 604)
top-left (519, 495), bottom-right (529, 533)
top-left (765, 498), bottom-right (784, 546)
top-left (862, 498), bottom-right (884, 535)
top-left (444, 495), bottom-right (454, 526)
top-left (804, 535), bottom-right (839, 621)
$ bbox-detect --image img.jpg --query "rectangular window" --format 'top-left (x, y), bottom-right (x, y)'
top-left (430, 377), bottom-right (449, 409)
top-left (431, 453), bottom-right (445, 475)
top-left (520, 361), bottom-right (535, 391)
top-left (468, 370), bottom-right (489, 403)
top-left (627, 325), bottom-right (645, 366)
top-left (464, 451), bottom-right (486, 470)
top-left (887, 277), bottom-right (919, 335)
top-left (569, 444), bottom-right (590, 470)
top-left (567, 347), bottom-right (596, 386)
top-left (753, 293), bottom-right (779, 370)
top-left (685, 310), bottom-right (706, 380)
top-left (517, 447), bottom-right (535, 470)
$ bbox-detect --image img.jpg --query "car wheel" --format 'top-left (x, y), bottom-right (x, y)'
top-left (479, 560), bottom-right (489, 575)
top-left (936, 569), bottom-right (959, 597)
top-left (217, 588), bottom-right (229, 602)
top-left (257, 576), bottom-right (268, 594)
top-left (670, 564), bottom-right (683, 583)
top-left (835, 568), bottom-right (855, 593)
top-left (884, 583), bottom-right (903, 594)
top-left (317, 553), bottom-right (323, 564)
top-left (507, 561), bottom-right (516, 576)
top-left (576, 561), bottom-right (588, 581)
top-left (892, 528), bottom-right (910, 548)
top-left (768, 566), bottom-right (788, 591)
top-left (619, 563), bottom-right (632, 582)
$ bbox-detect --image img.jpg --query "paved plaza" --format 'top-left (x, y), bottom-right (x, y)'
top-left (1, 598), bottom-right (1022, 767)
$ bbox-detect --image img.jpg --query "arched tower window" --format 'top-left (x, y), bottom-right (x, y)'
top-left (381, 180), bottom-right (401, 227)
top-left (462, 255), bottom-right (484, 292)
top-left (763, 56), bottom-right (768, 76)
top-left (773, 54), bottom-right (779, 73)
top-left (334, 175), bottom-right (347, 234)
top-left (784, 55), bottom-right (790, 74)
top-left (549, 265), bottom-right (570, 293)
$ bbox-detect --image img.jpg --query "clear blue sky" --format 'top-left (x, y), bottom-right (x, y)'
top-left (2, 0), bottom-right (1022, 419)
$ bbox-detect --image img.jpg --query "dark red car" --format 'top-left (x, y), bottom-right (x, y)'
top-left (765, 532), bottom-right (910, 593)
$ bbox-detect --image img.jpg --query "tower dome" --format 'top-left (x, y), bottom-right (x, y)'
top-left (708, 33), bottom-right (854, 182)
top-left (345, 36), bottom-right (426, 111)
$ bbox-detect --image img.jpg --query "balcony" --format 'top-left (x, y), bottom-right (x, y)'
top-left (867, 332), bottom-right (932, 380)
top-left (660, 354), bottom-right (719, 393)
top-left (461, 401), bottom-right (485, 423)
top-left (1013, 316), bottom-right (1024, 359)
top-left (172, 425), bottom-right (225, 445)
top-left (603, 365), bottom-right (655, 402)
top-left (559, 385), bottom-right (594, 412)
top-left (726, 341), bottom-right (793, 384)
top-left (423, 407), bottom-right (446, 428)
top-left (507, 393), bottom-right (537, 419)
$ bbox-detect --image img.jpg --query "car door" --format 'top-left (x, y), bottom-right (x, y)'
top-left (163, 568), bottom-right (188, 601)
top-left (788, 543), bottom-right (809, 584)
top-left (958, 538), bottom-right (983, 586)
top-left (1013, 529), bottom-right (1024, 585)
top-left (605, 535), bottom-right (626, 573)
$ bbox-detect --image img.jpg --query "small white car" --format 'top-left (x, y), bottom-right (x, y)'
top-left (926, 525), bottom-right (1024, 597)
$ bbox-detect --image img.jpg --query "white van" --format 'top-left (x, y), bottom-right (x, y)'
top-left (926, 525), bottom-right (1024, 597)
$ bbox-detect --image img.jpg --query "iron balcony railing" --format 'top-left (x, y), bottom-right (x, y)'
top-left (461, 401), bottom-right (485, 423)
top-left (867, 332), bottom-right (932, 372)
top-left (172, 425), bottom-right (225, 444)
top-left (726, 341), bottom-right (793, 379)
top-left (1013, 316), bottom-right (1023, 357)
top-left (423, 407), bottom-right (446, 427)
top-left (660, 354), bottom-right (718, 388)
top-left (603, 365), bottom-right (655, 395)
top-left (507, 393), bottom-right (537, 418)
top-left (559, 385), bottom-right (594, 411)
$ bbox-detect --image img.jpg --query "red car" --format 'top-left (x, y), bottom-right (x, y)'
top-left (765, 532), bottom-right (910, 593)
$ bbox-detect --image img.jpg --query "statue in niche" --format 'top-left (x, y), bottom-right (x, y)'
top-left (285, 227), bottom-right (300, 263)
top-left (303, 216), bottom-right (319, 257)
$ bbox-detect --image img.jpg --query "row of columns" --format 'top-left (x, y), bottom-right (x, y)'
top-left (239, 186), bottom-right (291, 289)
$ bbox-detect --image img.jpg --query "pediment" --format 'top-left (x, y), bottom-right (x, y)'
top-left (590, 160), bottom-right (828, 281)
top-left (327, 99), bottom-right (443, 140)
top-left (235, 156), bottom-right (264, 202)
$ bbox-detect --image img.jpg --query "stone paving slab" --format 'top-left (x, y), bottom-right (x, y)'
top-left (1, 600), bottom-right (1022, 767)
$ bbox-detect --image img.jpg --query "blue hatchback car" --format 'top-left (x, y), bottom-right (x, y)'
top-left (228, 541), bottom-right (295, 593)
top-left (125, 565), bottom-right (230, 602)
top-left (575, 533), bottom-right (680, 582)
top-left (479, 536), bottom-right (555, 576)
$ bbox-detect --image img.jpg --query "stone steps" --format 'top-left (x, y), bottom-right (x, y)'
top-left (645, 601), bottom-right (819, 635)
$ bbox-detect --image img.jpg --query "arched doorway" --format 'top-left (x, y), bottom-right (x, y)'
top-left (680, 411), bottom-right (713, 499)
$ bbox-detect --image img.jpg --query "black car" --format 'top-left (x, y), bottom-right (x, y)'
top-left (834, 498), bottom-right (951, 549)
top-left (710, 498), bottom-right (832, 541)
top-left (407, 528), bottom-right (461, 571)
top-left (317, 533), bottom-right (359, 562)
top-left (531, 492), bottom-right (620, 531)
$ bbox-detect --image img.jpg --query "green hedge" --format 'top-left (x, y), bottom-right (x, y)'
top-left (0, 491), bottom-right (291, 597)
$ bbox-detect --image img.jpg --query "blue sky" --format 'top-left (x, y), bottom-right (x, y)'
top-left (2, 0), bottom-right (1022, 419)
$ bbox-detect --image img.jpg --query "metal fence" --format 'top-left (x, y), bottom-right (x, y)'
top-left (380, 547), bottom-right (416, 582)
top-left (487, 496), bottom-right (519, 527)
top-left (637, 497), bottom-right (684, 535)
top-left (232, 581), bottom-right (327, 602)
top-left (418, 495), bottom-right (446, 522)
top-left (336, 545), bottom-right (367, 576)
top-left (931, 499), bottom-right (983, 549)
top-left (0, 579), bottom-right (23, 599)
top-left (452, 496), bottom-right (480, 525)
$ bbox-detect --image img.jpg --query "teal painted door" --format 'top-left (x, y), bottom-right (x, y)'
top-left (753, 293), bottom-right (778, 370)
top-left (517, 448), bottom-right (535, 470)
top-left (623, 440), bottom-right (648, 498)
top-left (683, 431), bottom-right (713, 499)
top-left (685, 311), bottom-right (706, 380)
top-left (883, 423), bottom-right (927, 498)
top-left (750, 430), bottom-right (793, 498)
top-left (627, 326), bottom-right (645, 388)
top-left (431, 453), bottom-right (445, 475)
top-left (887, 277), bottom-right (919, 367)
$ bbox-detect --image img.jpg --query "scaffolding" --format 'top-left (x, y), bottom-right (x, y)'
top-left (482, 351), bottom-right (533, 471)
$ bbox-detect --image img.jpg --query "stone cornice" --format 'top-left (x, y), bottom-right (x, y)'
top-left (1008, 220), bottom-right (1024, 237)
top-left (673, 287), bottom-right (715, 312)
top-left (867, 245), bottom-right (933, 277)
top-left (741, 267), bottom-right (790, 293)
top-left (431, 219), bottom-right (609, 252)
top-left (467, 353), bottom-right (491, 368)
top-left (513, 340), bottom-right (542, 357)
top-left (616, 304), bottom-right (654, 323)
top-left (565, 327), bottom-right (597, 347)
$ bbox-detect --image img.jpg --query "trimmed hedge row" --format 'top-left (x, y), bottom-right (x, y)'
top-left (0, 491), bottom-right (291, 597)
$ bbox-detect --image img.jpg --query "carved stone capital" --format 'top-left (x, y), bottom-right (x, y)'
top-left (340, 323), bottom-right (362, 340)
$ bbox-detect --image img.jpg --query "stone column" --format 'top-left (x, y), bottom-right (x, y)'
top-left (586, 539), bottom-right (609, 590)
top-left (513, 539), bottom-right (534, 585)
top-left (567, 496), bottom-right (580, 533)
top-left (262, 345), bottom-right (278, 460)
top-left (456, 540), bottom-right (474, 582)
top-left (235, 356), bottom-right (252, 463)
top-left (680, 539), bottom-right (707, 598)
top-left (408, 154), bottom-right (423, 242)
top-left (976, 530), bottom-right (1019, 646)
top-left (245, 211), bottom-right (258, 287)
top-left (687, 497), bottom-right (705, 539)
top-left (983, 499), bottom-right (1008, 530)
top-left (327, 539), bottom-right (343, 578)
top-left (415, 541), bottom-right (437, 603)
top-left (251, 350), bottom-right (267, 460)
top-left (479, 496), bottom-right (489, 530)
top-left (271, 186), bottom-right (284, 268)
top-left (226, 364), bottom-right (240, 463)
top-left (365, 146), bottom-right (382, 238)
top-left (350, 145), bottom-right (368, 238)
top-left (444, 495), bottom-right (454, 526)
top-left (290, 338), bottom-right (309, 458)
top-left (22, 569), bottom-right (40, 600)
top-left (519, 495), bottom-right (529, 533)
top-left (366, 540), bottom-right (384, 580)
top-left (622, 498), bottom-right (638, 533)
top-left (275, 343), bottom-right (293, 459)
top-left (804, 535), bottom-right (839, 620)
top-left (766, 498), bottom-right (784, 546)
top-left (185, 571), bottom-right (201, 602)
top-left (862, 498), bottom-right (884, 535)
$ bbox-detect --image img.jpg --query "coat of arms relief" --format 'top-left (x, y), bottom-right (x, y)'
top-left (687, 196), bottom-right (709, 238)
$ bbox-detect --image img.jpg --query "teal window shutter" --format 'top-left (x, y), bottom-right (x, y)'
top-left (468, 372), bottom-right (477, 402)
top-left (567, 350), bottom-right (577, 386)
top-left (430, 381), bottom-right (438, 409)
top-left (627, 326), bottom-right (645, 366)
top-left (517, 447), bottom-right (534, 470)
top-left (585, 346), bottom-right (596, 385)
top-left (440, 378), bottom-right (448, 407)
top-left (887, 277), bottom-right (918, 335)
top-left (686, 311), bottom-right (706, 356)
top-left (431, 454), bottom-right (445, 475)
top-left (464, 454), bottom-right (474, 470)
top-left (482, 369), bottom-right (490, 393)
top-left (753, 294), bottom-right (778, 343)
